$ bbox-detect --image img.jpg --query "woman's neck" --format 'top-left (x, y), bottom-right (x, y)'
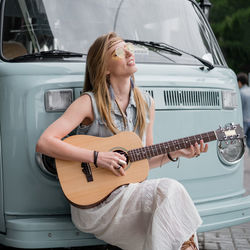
top-left (109, 77), bottom-right (131, 102)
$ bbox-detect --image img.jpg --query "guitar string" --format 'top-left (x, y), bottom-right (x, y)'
top-left (129, 131), bottom-right (216, 162)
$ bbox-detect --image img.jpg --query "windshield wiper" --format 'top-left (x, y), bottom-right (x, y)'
top-left (125, 39), bottom-right (182, 56)
top-left (9, 50), bottom-right (84, 62)
top-left (125, 39), bottom-right (214, 70)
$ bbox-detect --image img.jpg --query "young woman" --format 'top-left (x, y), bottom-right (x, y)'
top-left (36, 32), bottom-right (208, 250)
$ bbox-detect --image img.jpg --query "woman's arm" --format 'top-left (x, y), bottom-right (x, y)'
top-left (36, 94), bottom-right (127, 176)
top-left (36, 94), bottom-right (95, 163)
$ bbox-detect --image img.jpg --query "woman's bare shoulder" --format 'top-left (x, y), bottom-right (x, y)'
top-left (62, 92), bottom-right (93, 120)
top-left (70, 93), bottom-right (92, 108)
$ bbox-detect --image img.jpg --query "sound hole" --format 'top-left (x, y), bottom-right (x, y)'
top-left (113, 149), bottom-right (129, 165)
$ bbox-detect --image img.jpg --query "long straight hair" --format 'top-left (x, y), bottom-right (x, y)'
top-left (83, 32), bottom-right (148, 138)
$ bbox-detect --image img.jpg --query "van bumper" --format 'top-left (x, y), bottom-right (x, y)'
top-left (197, 194), bottom-right (250, 232)
top-left (0, 216), bottom-right (104, 248)
top-left (1, 195), bottom-right (250, 248)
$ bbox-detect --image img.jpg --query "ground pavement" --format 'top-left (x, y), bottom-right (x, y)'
top-left (198, 148), bottom-right (250, 250)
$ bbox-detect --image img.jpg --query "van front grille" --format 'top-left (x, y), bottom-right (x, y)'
top-left (164, 89), bottom-right (220, 107)
top-left (141, 87), bottom-right (222, 110)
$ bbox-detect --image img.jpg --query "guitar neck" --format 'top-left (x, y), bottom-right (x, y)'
top-left (128, 130), bottom-right (217, 162)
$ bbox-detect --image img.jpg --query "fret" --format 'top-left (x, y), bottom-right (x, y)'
top-left (183, 137), bottom-right (189, 148)
top-left (140, 148), bottom-right (147, 160)
top-left (162, 143), bottom-right (167, 153)
top-left (128, 150), bottom-right (135, 162)
top-left (187, 136), bottom-right (194, 146)
top-left (191, 135), bottom-right (197, 144)
top-left (180, 138), bottom-right (186, 149)
top-left (178, 139), bottom-right (186, 149)
top-left (148, 145), bottom-right (154, 158)
top-left (134, 149), bottom-right (139, 161)
top-left (146, 146), bottom-right (152, 159)
top-left (136, 148), bottom-right (141, 161)
top-left (153, 144), bottom-right (161, 158)
top-left (206, 132), bottom-right (211, 142)
top-left (146, 147), bottom-right (151, 158)
top-left (131, 149), bottom-right (136, 161)
top-left (202, 132), bottom-right (211, 143)
top-left (210, 131), bottom-right (216, 140)
top-left (157, 145), bottom-right (162, 155)
top-left (194, 134), bottom-right (202, 142)
top-left (173, 140), bottom-right (181, 151)
top-left (202, 132), bottom-right (210, 143)
top-left (153, 145), bottom-right (159, 157)
top-left (135, 148), bottom-right (141, 161)
top-left (181, 141), bottom-right (186, 149)
top-left (169, 141), bottom-right (176, 152)
top-left (139, 148), bottom-right (145, 160)
top-left (164, 142), bottom-right (170, 151)
top-left (158, 143), bottom-right (164, 155)
top-left (183, 137), bottom-right (191, 148)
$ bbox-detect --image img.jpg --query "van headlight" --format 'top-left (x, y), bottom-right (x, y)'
top-left (222, 90), bottom-right (238, 109)
top-left (45, 89), bottom-right (73, 112)
top-left (218, 139), bottom-right (245, 165)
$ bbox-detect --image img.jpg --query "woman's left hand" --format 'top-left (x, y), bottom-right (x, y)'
top-left (177, 140), bottom-right (208, 159)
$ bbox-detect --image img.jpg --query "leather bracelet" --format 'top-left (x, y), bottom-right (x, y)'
top-left (167, 152), bottom-right (179, 162)
top-left (93, 150), bottom-right (99, 168)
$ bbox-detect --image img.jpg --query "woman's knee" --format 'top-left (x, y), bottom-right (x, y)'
top-left (157, 178), bottom-right (187, 198)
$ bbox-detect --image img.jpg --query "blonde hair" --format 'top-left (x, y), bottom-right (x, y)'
top-left (83, 32), bottom-right (148, 138)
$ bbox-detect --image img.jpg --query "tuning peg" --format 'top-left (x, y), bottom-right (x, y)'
top-left (220, 125), bottom-right (225, 132)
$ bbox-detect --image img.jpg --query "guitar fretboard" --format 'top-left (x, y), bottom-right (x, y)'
top-left (128, 131), bottom-right (216, 162)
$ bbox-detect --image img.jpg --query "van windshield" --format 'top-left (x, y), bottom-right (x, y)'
top-left (2, 0), bottom-right (225, 66)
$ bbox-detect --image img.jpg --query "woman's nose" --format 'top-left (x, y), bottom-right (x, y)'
top-left (125, 49), bottom-right (133, 57)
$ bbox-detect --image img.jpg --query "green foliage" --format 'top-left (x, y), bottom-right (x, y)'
top-left (209, 0), bottom-right (250, 73)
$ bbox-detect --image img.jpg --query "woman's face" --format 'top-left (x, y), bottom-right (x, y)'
top-left (106, 40), bottom-right (137, 79)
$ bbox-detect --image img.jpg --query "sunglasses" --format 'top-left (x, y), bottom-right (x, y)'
top-left (112, 43), bottom-right (135, 59)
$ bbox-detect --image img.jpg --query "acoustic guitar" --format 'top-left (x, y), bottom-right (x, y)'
top-left (55, 123), bottom-right (244, 208)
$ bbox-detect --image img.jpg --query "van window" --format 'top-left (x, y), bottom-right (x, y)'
top-left (2, 0), bottom-right (225, 66)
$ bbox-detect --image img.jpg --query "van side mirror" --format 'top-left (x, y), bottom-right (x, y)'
top-left (199, 0), bottom-right (212, 19)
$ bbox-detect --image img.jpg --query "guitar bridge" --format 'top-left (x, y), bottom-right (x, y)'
top-left (81, 162), bottom-right (93, 182)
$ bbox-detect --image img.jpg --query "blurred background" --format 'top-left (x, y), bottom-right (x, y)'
top-left (208, 0), bottom-right (250, 74)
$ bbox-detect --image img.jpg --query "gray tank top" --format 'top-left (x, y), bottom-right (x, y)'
top-left (76, 87), bottom-right (152, 146)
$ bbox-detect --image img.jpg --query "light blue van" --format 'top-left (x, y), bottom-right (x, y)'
top-left (0, 0), bottom-right (249, 248)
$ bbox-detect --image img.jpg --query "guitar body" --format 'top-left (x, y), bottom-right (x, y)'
top-left (55, 131), bottom-right (149, 208)
top-left (55, 123), bottom-right (244, 208)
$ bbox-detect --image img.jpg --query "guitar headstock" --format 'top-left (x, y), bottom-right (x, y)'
top-left (215, 123), bottom-right (244, 141)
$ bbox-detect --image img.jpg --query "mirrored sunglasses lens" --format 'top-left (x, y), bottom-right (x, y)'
top-left (126, 43), bottom-right (134, 53)
top-left (115, 47), bottom-right (125, 58)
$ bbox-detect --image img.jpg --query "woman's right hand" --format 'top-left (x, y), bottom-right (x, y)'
top-left (96, 151), bottom-right (127, 176)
